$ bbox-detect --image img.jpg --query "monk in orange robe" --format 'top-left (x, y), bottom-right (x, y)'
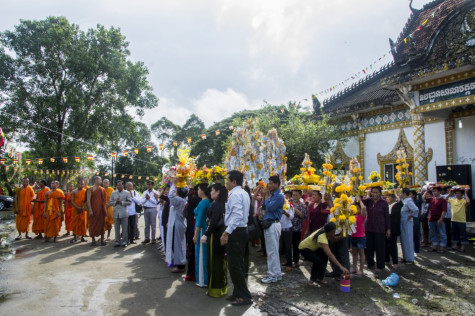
top-left (63, 183), bottom-right (74, 236)
top-left (71, 179), bottom-right (88, 243)
top-left (32, 180), bottom-right (50, 239)
top-left (103, 179), bottom-right (114, 241)
top-left (87, 176), bottom-right (107, 246)
top-left (14, 178), bottom-right (35, 240)
top-left (44, 180), bottom-right (65, 242)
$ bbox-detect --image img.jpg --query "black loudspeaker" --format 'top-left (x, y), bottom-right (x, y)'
top-left (436, 164), bottom-right (472, 187)
top-left (436, 164), bottom-right (474, 221)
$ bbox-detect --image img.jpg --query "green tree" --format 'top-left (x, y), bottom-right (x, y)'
top-left (151, 116), bottom-right (179, 157)
top-left (0, 17), bottom-right (158, 181)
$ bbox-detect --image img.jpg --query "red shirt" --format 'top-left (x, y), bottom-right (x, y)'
top-left (427, 197), bottom-right (447, 222)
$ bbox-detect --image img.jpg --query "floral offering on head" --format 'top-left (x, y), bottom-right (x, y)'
top-left (207, 165), bottom-right (227, 184)
top-left (349, 157), bottom-right (365, 196)
top-left (193, 166), bottom-right (209, 186)
top-left (329, 184), bottom-right (357, 237)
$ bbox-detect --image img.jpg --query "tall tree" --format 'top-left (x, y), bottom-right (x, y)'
top-left (0, 17), bottom-right (158, 174)
top-left (151, 116), bottom-right (179, 157)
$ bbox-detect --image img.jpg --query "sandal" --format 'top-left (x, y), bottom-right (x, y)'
top-left (316, 279), bottom-right (328, 285)
top-left (91, 241), bottom-right (97, 246)
top-left (101, 241), bottom-right (107, 246)
top-left (307, 281), bottom-right (319, 287)
top-left (70, 239), bottom-right (77, 244)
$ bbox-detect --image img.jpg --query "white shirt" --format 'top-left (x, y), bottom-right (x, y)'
top-left (225, 186), bottom-right (250, 234)
top-left (127, 190), bottom-right (142, 216)
top-left (141, 189), bottom-right (159, 208)
top-left (280, 206), bottom-right (294, 230)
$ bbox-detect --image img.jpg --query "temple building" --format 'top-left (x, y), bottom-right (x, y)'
top-left (317, 0), bottom-right (475, 217)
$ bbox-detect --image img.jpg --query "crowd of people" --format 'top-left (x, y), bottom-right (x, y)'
top-left (11, 172), bottom-right (471, 306)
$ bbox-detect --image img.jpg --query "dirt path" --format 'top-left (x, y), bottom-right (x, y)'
top-left (1, 215), bottom-right (474, 316)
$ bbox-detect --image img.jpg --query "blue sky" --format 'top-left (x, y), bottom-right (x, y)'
top-left (1, 0), bottom-right (433, 127)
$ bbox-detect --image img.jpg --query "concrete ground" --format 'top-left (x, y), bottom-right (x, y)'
top-left (1, 212), bottom-right (474, 316)
top-left (0, 216), bottom-right (262, 316)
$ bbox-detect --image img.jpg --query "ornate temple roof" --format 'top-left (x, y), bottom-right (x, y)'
top-left (319, 0), bottom-right (475, 116)
top-left (390, 0), bottom-right (467, 66)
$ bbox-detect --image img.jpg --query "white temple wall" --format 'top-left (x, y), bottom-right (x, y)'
top-left (364, 127), bottom-right (413, 180)
top-left (424, 120), bottom-right (446, 183)
top-left (454, 115), bottom-right (475, 196)
top-left (342, 136), bottom-right (359, 158)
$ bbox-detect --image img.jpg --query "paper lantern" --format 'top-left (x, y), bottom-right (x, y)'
top-left (0, 159), bottom-right (5, 165)
top-left (121, 174), bottom-right (125, 178)
top-left (111, 152), bottom-right (117, 159)
top-left (87, 155), bottom-right (93, 161)
top-left (13, 159), bottom-right (18, 164)
top-left (138, 176), bottom-right (142, 180)
top-left (13, 167), bottom-right (17, 172)
top-left (40, 170), bottom-right (43, 174)
top-left (104, 172), bottom-right (109, 176)
top-left (95, 171), bottom-right (100, 175)
top-left (229, 125), bottom-right (234, 130)
top-left (63, 157), bottom-right (68, 163)
top-left (113, 173), bottom-right (117, 178)
top-left (173, 141), bottom-right (178, 147)
top-left (134, 148), bottom-right (139, 154)
top-left (146, 176), bottom-right (150, 180)
top-left (201, 134), bottom-right (206, 140)
top-left (215, 130), bottom-right (220, 136)
top-left (159, 144), bottom-right (164, 150)
top-left (5, 166), bottom-right (9, 171)
top-left (34, 170), bottom-right (37, 174)
top-left (123, 150), bottom-right (128, 157)
top-left (129, 175), bottom-right (133, 179)
top-left (38, 158), bottom-right (43, 164)
top-left (50, 158), bottom-right (55, 163)
top-left (75, 157), bottom-right (80, 163)
top-left (21, 168), bottom-right (24, 172)
top-left (146, 146), bottom-right (152, 153)
top-left (46, 170), bottom-right (49, 174)
top-left (280, 108), bottom-right (285, 113)
top-left (187, 137), bottom-right (191, 143)
top-left (25, 159), bottom-right (31, 165)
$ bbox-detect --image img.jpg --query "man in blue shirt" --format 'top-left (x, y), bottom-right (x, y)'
top-left (261, 175), bottom-right (285, 283)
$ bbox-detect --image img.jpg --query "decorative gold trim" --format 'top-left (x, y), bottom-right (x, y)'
top-left (444, 119), bottom-right (455, 165)
top-left (452, 108), bottom-right (475, 118)
top-left (359, 133), bottom-right (365, 175)
top-left (359, 104), bottom-right (407, 118)
top-left (412, 70), bottom-right (475, 91)
top-left (418, 95), bottom-right (475, 113)
top-left (330, 140), bottom-right (354, 169)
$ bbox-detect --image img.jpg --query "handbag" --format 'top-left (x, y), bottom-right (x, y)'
top-left (248, 216), bottom-right (262, 241)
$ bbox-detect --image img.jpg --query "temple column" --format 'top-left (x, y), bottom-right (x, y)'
top-left (411, 112), bottom-right (427, 186)
top-left (444, 118), bottom-right (455, 165)
top-left (358, 132), bottom-right (365, 176)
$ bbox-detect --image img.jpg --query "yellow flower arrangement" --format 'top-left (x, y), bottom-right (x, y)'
top-left (207, 165), bottom-right (227, 183)
top-left (330, 184), bottom-right (357, 237)
top-left (322, 153), bottom-right (333, 194)
top-left (349, 157), bottom-right (364, 196)
top-left (395, 149), bottom-right (411, 188)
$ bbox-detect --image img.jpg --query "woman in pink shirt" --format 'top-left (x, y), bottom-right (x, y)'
top-left (350, 196), bottom-right (367, 275)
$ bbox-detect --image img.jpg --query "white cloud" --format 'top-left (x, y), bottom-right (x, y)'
top-left (192, 88), bottom-right (259, 127)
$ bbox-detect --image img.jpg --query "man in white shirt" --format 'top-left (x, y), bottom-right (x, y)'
top-left (126, 182), bottom-right (142, 245)
top-left (141, 180), bottom-right (160, 244)
top-left (220, 170), bottom-right (252, 306)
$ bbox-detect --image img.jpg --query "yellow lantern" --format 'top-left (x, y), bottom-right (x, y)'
top-left (75, 157), bottom-right (80, 163)
top-left (173, 141), bottom-right (178, 147)
top-left (111, 152), bottom-right (117, 159)
top-left (87, 155), bottom-right (93, 161)
top-left (123, 150), bottom-right (128, 157)
top-left (134, 148), bottom-right (139, 154)
top-left (146, 146), bottom-right (152, 153)
top-left (215, 130), bottom-right (220, 136)
top-left (25, 159), bottom-right (31, 165)
top-left (187, 137), bottom-right (192, 143)
top-left (159, 144), bottom-right (164, 150)
top-left (63, 157), bottom-right (68, 163)
top-left (201, 134), bottom-right (206, 140)
top-left (38, 158), bottom-right (43, 164)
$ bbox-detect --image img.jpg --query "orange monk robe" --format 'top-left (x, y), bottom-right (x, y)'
top-left (64, 192), bottom-right (73, 231)
top-left (88, 186), bottom-right (107, 238)
top-left (16, 186), bottom-right (35, 233)
top-left (44, 189), bottom-right (65, 238)
top-left (71, 188), bottom-right (87, 236)
top-left (32, 187), bottom-right (50, 234)
top-left (104, 187), bottom-right (114, 230)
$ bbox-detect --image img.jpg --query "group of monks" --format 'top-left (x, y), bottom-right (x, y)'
top-left (13, 176), bottom-right (114, 246)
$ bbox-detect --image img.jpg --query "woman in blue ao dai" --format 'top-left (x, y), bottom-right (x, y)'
top-left (193, 183), bottom-right (212, 287)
